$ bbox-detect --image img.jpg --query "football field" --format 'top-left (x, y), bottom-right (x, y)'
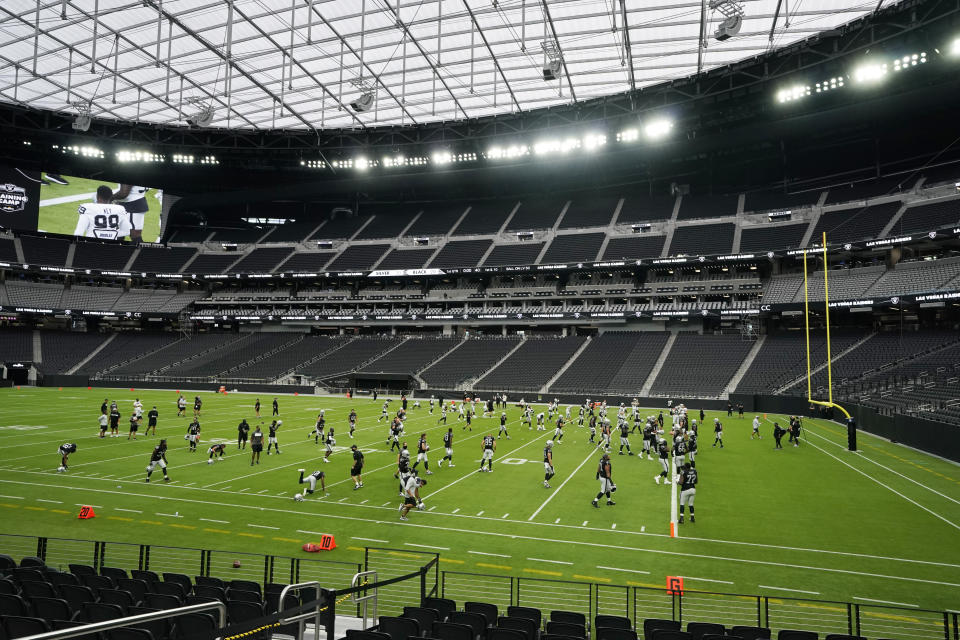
top-left (37, 175), bottom-right (161, 242)
top-left (0, 386), bottom-right (958, 623)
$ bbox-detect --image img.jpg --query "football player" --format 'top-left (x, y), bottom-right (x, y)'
top-left (97, 412), bottom-right (108, 438)
top-left (348, 408), bottom-right (357, 439)
top-left (592, 453), bottom-right (615, 507)
top-left (522, 406), bottom-right (533, 430)
top-left (463, 409), bottom-right (473, 432)
top-left (713, 418), bottom-right (724, 448)
top-left (109, 404), bottom-right (121, 438)
top-left (127, 413), bottom-right (139, 440)
top-left (498, 412), bottom-right (510, 439)
top-left (673, 433), bottom-right (687, 465)
top-left (267, 420), bottom-right (282, 455)
top-left (350, 444), bottom-right (365, 490)
top-left (618, 418), bottom-right (632, 455)
top-left (193, 396), bottom-right (202, 418)
top-left (543, 440), bottom-right (555, 489)
top-left (413, 433), bottom-right (432, 475)
top-left (57, 443), bottom-right (77, 472)
top-left (74, 186), bottom-right (133, 240)
top-left (133, 398), bottom-right (144, 421)
top-left (752, 415), bottom-right (761, 439)
top-left (250, 425), bottom-right (264, 466)
top-left (272, 397), bottom-right (279, 417)
top-left (480, 434), bottom-right (496, 472)
top-left (677, 462), bottom-right (698, 524)
top-left (379, 401), bottom-right (390, 422)
top-left (176, 394), bottom-right (186, 417)
top-left (208, 443), bottom-right (226, 461)
top-left (396, 443), bottom-right (412, 495)
top-left (429, 395), bottom-right (435, 414)
top-left (111, 184), bottom-right (150, 241)
top-left (186, 419), bottom-right (201, 451)
top-left (323, 426), bottom-right (335, 462)
top-left (437, 402), bottom-right (448, 425)
top-left (309, 414), bottom-right (326, 444)
top-left (399, 475), bottom-right (427, 521)
top-left (439, 428), bottom-right (455, 468)
top-left (654, 438), bottom-right (670, 485)
top-left (536, 411), bottom-right (546, 431)
top-left (298, 469), bottom-right (327, 496)
top-left (553, 416), bottom-right (565, 444)
top-left (588, 413), bottom-right (597, 443)
top-left (688, 431), bottom-right (698, 467)
top-left (254, 398), bottom-right (261, 418)
top-left (145, 439), bottom-right (170, 482)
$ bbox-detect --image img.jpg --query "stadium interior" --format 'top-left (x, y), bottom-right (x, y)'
top-left (0, 0), bottom-right (959, 638)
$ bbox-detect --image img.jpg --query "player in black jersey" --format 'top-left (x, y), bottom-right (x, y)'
top-left (309, 414), bottom-right (325, 444)
top-left (145, 406), bottom-right (158, 436)
top-left (588, 414), bottom-right (597, 443)
top-left (388, 420), bottom-right (402, 452)
top-left (618, 420), bottom-right (632, 455)
top-left (272, 397), bottom-right (279, 417)
top-left (413, 433), bottom-right (432, 475)
top-left (463, 410), bottom-right (473, 432)
top-left (297, 469), bottom-right (326, 497)
top-left (396, 444), bottom-right (412, 495)
top-left (553, 417), bottom-right (565, 444)
top-left (543, 440), bottom-right (555, 489)
top-left (109, 406), bottom-right (121, 438)
top-left (267, 420), bottom-right (282, 455)
top-left (439, 428), bottom-right (454, 467)
top-left (677, 462), bottom-right (698, 523)
top-left (437, 403), bottom-right (448, 425)
top-left (186, 420), bottom-right (201, 451)
top-left (480, 434), bottom-right (496, 472)
top-left (688, 432), bottom-right (698, 467)
top-left (145, 439), bottom-right (169, 482)
top-left (592, 454), bottom-right (615, 507)
top-left (57, 443), bottom-right (77, 472)
top-left (250, 425), bottom-right (264, 465)
top-left (255, 398), bottom-right (261, 418)
top-left (673, 435), bottom-right (687, 465)
top-left (193, 396), bottom-right (202, 418)
top-left (100, 399), bottom-right (108, 416)
top-left (237, 418), bottom-right (250, 449)
top-left (348, 409), bottom-right (357, 439)
top-left (350, 445), bottom-right (365, 490)
top-left (654, 439), bottom-right (670, 485)
top-left (207, 443), bottom-right (226, 462)
top-left (127, 413), bottom-right (139, 440)
top-left (498, 412), bottom-right (510, 439)
top-left (774, 421), bottom-right (786, 449)
top-left (713, 418), bottom-right (724, 448)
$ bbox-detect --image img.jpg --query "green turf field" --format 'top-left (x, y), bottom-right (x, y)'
top-left (37, 175), bottom-right (161, 241)
top-left (0, 387), bottom-right (958, 627)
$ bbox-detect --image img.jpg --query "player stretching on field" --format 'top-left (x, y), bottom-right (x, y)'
top-left (57, 443), bottom-right (77, 472)
top-left (298, 469), bottom-right (326, 496)
top-left (145, 440), bottom-right (170, 482)
top-left (543, 440), bottom-right (555, 489)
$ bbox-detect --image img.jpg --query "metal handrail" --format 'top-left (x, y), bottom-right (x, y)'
top-left (19, 601), bottom-right (226, 640)
top-left (352, 570), bottom-right (378, 629)
top-left (279, 580), bottom-right (327, 640)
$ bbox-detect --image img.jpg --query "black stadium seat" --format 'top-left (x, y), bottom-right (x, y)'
top-left (730, 627), bottom-right (770, 640)
top-left (550, 611), bottom-right (586, 627)
top-left (29, 595), bottom-right (74, 621)
top-left (229, 579), bottom-right (261, 596)
top-left (650, 631), bottom-right (692, 640)
top-left (20, 580), bottom-right (57, 599)
top-left (128, 606), bottom-right (169, 639)
top-left (69, 564), bottom-right (97, 576)
top-left (507, 606), bottom-right (542, 629)
top-left (644, 619), bottom-right (681, 639)
top-left (347, 630), bottom-right (392, 640)
top-left (432, 621), bottom-right (475, 640)
top-left (465, 602), bottom-right (498, 626)
top-left (226, 588), bottom-right (261, 603)
top-left (424, 597), bottom-right (456, 622)
top-left (194, 575), bottom-right (225, 589)
top-left (98, 588), bottom-right (136, 611)
top-left (144, 593), bottom-right (180, 609)
top-left (596, 627), bottom-right (637, 640)
top-left (0, 579), bottom-right (18, 594)
top-left (131, 570), bottom-right (159, 585)
top-left (0, 593), bottom-right (30, 616)
top-left (404, 606), bottom-right (441, 632)
top-left (58, 584), bottom-right (97, 613)
top-left (152, 581), bottom-right (186, 600)
top-left (50, 573), bottom-right (81, 588)
top-left (101, 567), bottom-right (128, 581)
top-left (688, 623), bottom-right (725, 640)
top-left (80, 574), bottom-right (114, 591)
top-left (0, 554), bottom-right (17, 573)
top-left (497, 615), bottom-right (537, 640)
top-left (449, 611), bottom-right (487, 639)
top-left (777, 632), bottom-right (818, 640)
top-left (19, 557), bottom-right (45, 569)
top-left (194, 585), bottom-right (226, 602)
top-left (596, 615), bottom-right (631, 631)
top-left (172, 612), bottom-right (217, 640)
top-left (546, 621), bottom-right (586, 637)
top-left (79, 602), bottom-right (125, 622)
top-left (379, 615), bottom-right (421, 640)
top-left (4, 615), bottom-right (51, 638)
top-left (489, 628), bottom-right (528, 640)
top-left (116, 579), bottom-right (149, 603)
top-left (227, 600), bottom-right (264, 623)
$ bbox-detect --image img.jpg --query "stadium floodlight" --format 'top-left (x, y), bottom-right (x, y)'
top-left (486, 145), bottom-right (529, 160)
top-left (533, 138), bottom-right (580, 156)
top-left (172, 154), bottom-right (194, 164)
top-left (852, 62), bottom-right (887, 84)
top-left (776, 85), bottom-right (811, 103)
top-left (643, 118), bottom-right (674, 140)
top-left (709, 0), bottom-right (744, 41)
top-left (432, 151), bottom-right (453, 165)
top-left (892, 52), bottom-right (926, 71)
top-left (541, 40), bottom-right (563, 81)
top-left (117, 150), bottom-right (163, 163)
top-left (355, 156), bottom-right (370, 171)
top-left (950, 38), bottom-right (960, 57)
top-left (71, 101), bottom-right (92, 132)
top-left (583, 134), bottom-right (606, 151)
top-left (617, 128), bottom-right (639, 143)
top-left (815, 77), bottom-right (844, 93)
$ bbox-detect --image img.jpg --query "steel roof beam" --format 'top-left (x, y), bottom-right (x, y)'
top-left (461, 0), bottom-right (521, 111)
top-left (619, 0), bottom-right (636, 90)
top-left (539, 0), bottom-right (577, 101)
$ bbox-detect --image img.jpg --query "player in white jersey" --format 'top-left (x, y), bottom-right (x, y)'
top-left (74, 186), bottom-right (133, 240)
top-left (113, 184), bottom-right (150, 240)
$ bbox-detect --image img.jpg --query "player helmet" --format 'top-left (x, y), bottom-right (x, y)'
top-left (294, 493), bottom-right (304, 502)
top-left (207, 459), bottom-right (213, 465)
top-left (545, 440), bottom-right (553, 448)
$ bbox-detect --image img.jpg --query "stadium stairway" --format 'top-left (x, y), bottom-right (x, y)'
top-left (775, 331), bottom-right (876, 394)
top-left (219, 333), bottom-right (305, 377)
top-left (13, 236), bottom-right (25, 263)
top-left (353, 337), bottom-right (411, 371)
top-left (65, 334), bottom-right (116, 375)
top-left (32, 330), bottom-right (41, 364)
top-left (148, 334), bottom-right (251, 376)
top-left (274, 337), bottom-right (357, 382)
top-left (411, 336), bottom-right (469, 389)
top-left (640, 333), bottom-right (676, 395)
top-left (723, 335), bottom-right (766, 396)
top-left (540, 336), bottom-right (592, 393)
top-left (471, 336), bottom-right (528, 388)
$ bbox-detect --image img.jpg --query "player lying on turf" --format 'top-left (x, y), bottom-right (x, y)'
top-left (295, 469), bottom-right (327, 500)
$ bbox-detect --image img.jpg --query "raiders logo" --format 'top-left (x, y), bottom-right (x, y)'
top-left (0, 183), bottom-right (28, 214)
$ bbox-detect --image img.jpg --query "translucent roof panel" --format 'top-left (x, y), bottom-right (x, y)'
top-left (0, 0), bottom-right (882, 131)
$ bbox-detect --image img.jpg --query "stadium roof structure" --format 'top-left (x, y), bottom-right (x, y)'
top-left (0, 0), bottom-right (888, 132)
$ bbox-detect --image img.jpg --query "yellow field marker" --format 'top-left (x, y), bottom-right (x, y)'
top-left (168, 523), bottom-right (196, 530)
top-left (238, 532), bottom-right (263, 538)
top-left (24, 506), bottom-right (46, 511)
top-left (49, 509), bottom-right (70, 514)
top-left (439, 558), bottom-right (465, 564)
top-left (523, 568), bottom-right (561, 577)
top-left (203, 528), bottom-right (231, 535)
top-left (626, 581), bottom-right (664, 589)
top-left (573, 574), bottom-right (611, 583)
top-left (139, 520), bottom-right (163, 525)
top-left (476, 563), bottom-right (512, 571)
top-left (388, 551), bottom-right (422, 559)
top-left (107, 516), bottom-right (134, 522)
top-left (0, 503), bottom-right (21, 509)
top-left (272, 537), bottom-right (301, 543)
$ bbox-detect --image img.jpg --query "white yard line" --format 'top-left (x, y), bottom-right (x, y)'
top-left (528, 557), bottom-right (573, 565)
top-left (36, 499), bottom-right (63, 504)
top-left (115, 508), bottom-right (142, 513)
top-left (469, 551), bottom-right (511, 558)
top-left (679, 576), bottom-right (734, 585)
top-left (248, 524), bottom-right (279, 530)
top-left (598, 566), bottom-right (650, 575)
top-left (528, 449), bottom-right (596, 521)
top-left (155, 512), bottom-right (182, 518)
top-left (405, 543), bottom-right (449, 551)
top-left (853, 596), bottom-right (918, 608)
top-left (0, 495), bottom-right (24, 500)
top-left (759, 585), bottom-right (820, 595)
top-left (3, 475), bottom-right (960, 588)
top-left (199, 518), bottom-right (229, 524)
top-left (352, 537), bottom-right (389, 543)
top-left (39, 192), bottom-right (95, 207)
